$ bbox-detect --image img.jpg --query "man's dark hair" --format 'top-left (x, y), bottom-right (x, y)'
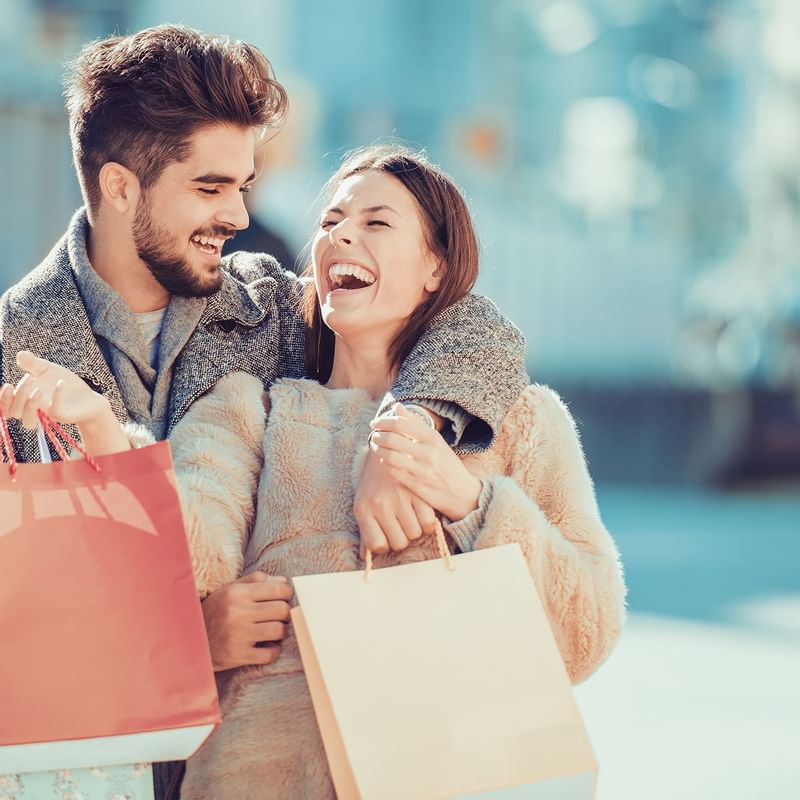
top-left (64, 24), bottom-right (287, 218)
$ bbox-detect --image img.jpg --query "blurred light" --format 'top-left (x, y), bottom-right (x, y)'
top-left (716, 319), bottom-right (763, 380)
top-left (536, 1), bottom-right (598, 55)
top-left (675, 0), bottom-right (717, 22)
top-left (628, 54), bottom-right (696, 108)
top-left (602, 0), bottom-right (653, 27)
top-left (761, 0), bottom-right (800, 79)
top-left (732, 594), bottom-right (800, 636)
top-left (564, 97), bottom-right (637, 150)
top-left (709, 11), bottom-right (755, 62)
top-left (555, 97), bottom-right (664, 216)
top-left (755, 93), bottom-right (800, 169)
top-left (461, 123), bottom-right (502, 164)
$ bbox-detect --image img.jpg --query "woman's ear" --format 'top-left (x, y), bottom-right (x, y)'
top-left (98, 162), bottom-right (140, 214)
top-left (424, 260), bottom-right (446, 293)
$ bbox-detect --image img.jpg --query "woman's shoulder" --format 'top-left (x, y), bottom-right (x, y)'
top-left (178, 370), bottom-right (267, 442)
top-left (486, 383), bottom-right (582, 469)
top-left (502, 384), bottom-right (577, 437)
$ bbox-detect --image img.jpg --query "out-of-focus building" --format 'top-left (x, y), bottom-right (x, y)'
top-left (2, 0), bottom-right (797, 483)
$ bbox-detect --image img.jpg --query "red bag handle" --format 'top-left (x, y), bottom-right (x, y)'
top-left (0, 403), bottom-right (17, 480)
top-left (0, 405), bottom-right (101, 478)
top-left (37, 409), bottom-right (101, 473)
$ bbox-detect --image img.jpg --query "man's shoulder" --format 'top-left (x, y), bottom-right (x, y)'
top-left (222, 249), bottom-right (299, 285)
top-left (1, 235), bottom-right (72, 318)
top-left (217, 250), bottom-right (305, 321)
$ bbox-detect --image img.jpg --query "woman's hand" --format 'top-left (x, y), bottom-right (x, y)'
top-left (368, 404), bottom-right (482, 522)
top-left (0, 351), bottom-right (129, 456)
top-left (0, 351), bottom-right (109, 429)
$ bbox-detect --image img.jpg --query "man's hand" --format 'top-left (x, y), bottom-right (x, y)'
top-left (0, 351), bottom-right (130, 456)
top-left (201, 572), bottom-right (293, 672)
top-left (354, 446), bottom-right (439, 558)
top-left (0, 351), bottom-right (110, 430)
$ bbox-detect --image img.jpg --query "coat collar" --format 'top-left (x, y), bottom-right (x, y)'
top-left (68, 207), bottom-right (270, 329)
top-left (202, 264), bottom-right (270, 328)
top-left (4, 210), bottom-right (278, 431)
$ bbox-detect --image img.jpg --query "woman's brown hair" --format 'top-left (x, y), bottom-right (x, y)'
top-left (302, 145), bottom-right (479, 382)
top-left (64, 24), bottom-right (287, 219)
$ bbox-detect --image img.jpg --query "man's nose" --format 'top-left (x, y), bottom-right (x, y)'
top-left (218, 193), bottom-right (250, 231)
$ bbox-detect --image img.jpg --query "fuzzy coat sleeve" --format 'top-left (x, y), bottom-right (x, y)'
top-left (444, 385), bottom-right (626, 684)
top-left (165, 371), bottom-right (267, 597)
top-left (380, 294), bottom-right (529, 454)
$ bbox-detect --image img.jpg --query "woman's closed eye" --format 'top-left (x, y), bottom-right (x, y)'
top-left (319, 217), bottom-right (389, 230)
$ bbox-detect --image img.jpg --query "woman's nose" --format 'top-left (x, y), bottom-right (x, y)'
top-left (330, 220), bottom-right (354, 246)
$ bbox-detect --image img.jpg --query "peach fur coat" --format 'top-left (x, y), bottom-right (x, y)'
top-left (156, 372), bottom-right (625, 800)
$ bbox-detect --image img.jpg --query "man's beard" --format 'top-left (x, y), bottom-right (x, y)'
top-left (132, 196), bottom-right (226, 298)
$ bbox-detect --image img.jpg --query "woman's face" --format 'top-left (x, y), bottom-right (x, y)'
top-left (312, 170), bottom-right (442, 343)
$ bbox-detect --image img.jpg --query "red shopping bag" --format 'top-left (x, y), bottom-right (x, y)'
top-left (0, 411), bottom-right (220, 774)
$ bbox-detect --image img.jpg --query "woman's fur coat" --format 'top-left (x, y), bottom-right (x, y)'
top-left (151, 373), bottom-right (625, 799)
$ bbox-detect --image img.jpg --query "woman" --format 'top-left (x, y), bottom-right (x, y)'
top-left (1, 145), bottom-right (625, 799)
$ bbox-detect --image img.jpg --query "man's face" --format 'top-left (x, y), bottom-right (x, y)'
top-left (132, 124), bottom-right (256, 297)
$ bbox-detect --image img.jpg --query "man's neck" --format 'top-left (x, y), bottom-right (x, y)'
top-left (86, 216), bottom-right (170, 313)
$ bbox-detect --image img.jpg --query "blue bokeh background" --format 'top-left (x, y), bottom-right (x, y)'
top-left (1, 2), bottom-right (798, 796)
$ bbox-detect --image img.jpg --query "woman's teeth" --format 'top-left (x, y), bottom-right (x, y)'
top-left (328, 263), bottom-right (376, 290)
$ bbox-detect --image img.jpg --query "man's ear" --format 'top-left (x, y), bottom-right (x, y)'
top-left (424, 260), bottom-right (446, 293)
top-left (98, 162), bottom-right (140, 214)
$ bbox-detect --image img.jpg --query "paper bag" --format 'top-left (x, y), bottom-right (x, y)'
top-left (292, 544), bottom-right (598, 799)
top-left (0, 428), bottom-right (220, 775)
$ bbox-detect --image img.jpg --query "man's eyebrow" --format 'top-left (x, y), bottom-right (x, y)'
top-left (191, 171), bottom-right (257, 185)
top-left (322, 204), bottom-right (399, 215)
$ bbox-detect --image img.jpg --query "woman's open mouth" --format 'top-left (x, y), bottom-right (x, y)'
top-left (328, 263), bottom-right (377, 292)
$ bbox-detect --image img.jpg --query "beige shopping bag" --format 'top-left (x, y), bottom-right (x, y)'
top-left (291, 542), bottom-right (598, 799)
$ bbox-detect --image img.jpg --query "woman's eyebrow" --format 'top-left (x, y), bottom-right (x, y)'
top-left (323, 204), bottom-right (399, 215)
top-left (363, 205), bottom-right (398, 214)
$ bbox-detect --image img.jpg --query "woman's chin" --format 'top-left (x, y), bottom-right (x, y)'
top-left (320, 307), bottom-right (390, 342)
top-left (320, 307), bottom-right (361, 337)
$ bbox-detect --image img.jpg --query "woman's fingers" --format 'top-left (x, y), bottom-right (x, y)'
top-left (381, 515), bottom-right (410, 552)
top-left (5, 354), bottom-right (61, 426)
top-left (412, 496), bottom-right (439, 536)
top-left (21, 385), bottom-right (46, 430)
top-left (396, 500), bottom-right (423, 542)
top-left (7, 375), bottom-right (46, 427)
top-left (369, 412), bottom-right (435, 443)
top-left (0, 383), bottom-right (14, 411)
top-left (16, 350), bottom-right (53, 377)
top-left (6, 373), bottom-right (32, 419)
top-left (369, 430), bottom-right (418, 455)
top-left (374, 446), bottom-right (431, 483)
top-left (357, 514), bottom-right (390, 557)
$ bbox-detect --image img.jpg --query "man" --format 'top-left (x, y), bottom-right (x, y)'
top-left (0, 24), bottom-right (528, 798)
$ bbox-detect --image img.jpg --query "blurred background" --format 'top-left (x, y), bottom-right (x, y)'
top-left (1, 1), bottom-right (797, 797)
